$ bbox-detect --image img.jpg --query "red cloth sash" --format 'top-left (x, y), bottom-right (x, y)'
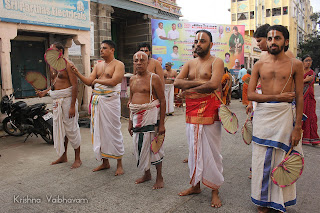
top-left (185, 92), bottom-right (220, 125)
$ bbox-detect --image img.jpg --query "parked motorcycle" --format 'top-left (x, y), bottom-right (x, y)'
top-left (0, 92), bottom-right (53, 144)
top-left (231, 76), bottom-right (240, 99)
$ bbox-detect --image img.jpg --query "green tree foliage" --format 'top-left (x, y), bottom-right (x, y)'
top-left (310, 12), bottom-right (320, 26)
top-left (298, 13), bottom-right (320, 69)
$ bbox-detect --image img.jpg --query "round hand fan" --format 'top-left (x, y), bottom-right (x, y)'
top-left (242, 113), bottom-right (253, 145)
top-left (25, 71), bottom-right (47, 90)
top-left (151, 134), bottom-right (165, 154)
top-left (214, 91), bottom-right (239, 134)
top-left (271, 147), bottom-right (304, 188)
top-left (44, 48), bottom-right (67, 72)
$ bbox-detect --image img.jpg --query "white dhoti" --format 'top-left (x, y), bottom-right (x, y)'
top-left (91, 83), bottom-right (124, 161)
top-left (165, 84), bottom-right (174, 114)
top-left (186, 122), bottom-right (223, 189)
top-left (49, 87), bottom-right (81, 157)
top-left (129, 100), bottom-right (164, 172)
top-left (251, 102), bottom-right (303, 212)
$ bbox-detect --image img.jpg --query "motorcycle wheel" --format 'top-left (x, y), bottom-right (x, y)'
top-left (39, 117), bottom-right (53, 144)
top-left (2, 117), bottom-right (25, 136)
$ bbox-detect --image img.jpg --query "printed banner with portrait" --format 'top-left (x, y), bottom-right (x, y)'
top-left (151, 19), bottom-right (245, 75)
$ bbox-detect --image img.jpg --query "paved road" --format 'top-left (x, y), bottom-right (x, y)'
top-left (0, 87), bottom-right (320, 213)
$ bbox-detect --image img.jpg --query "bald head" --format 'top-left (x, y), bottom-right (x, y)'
top-left (133, 51), bottom-right (148, 60)
top-left (133, 51), bottom-right (149, 74)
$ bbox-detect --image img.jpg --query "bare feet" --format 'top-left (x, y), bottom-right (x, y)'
top-left (71, 159), bottom-right (82, 169)
top-left (183, 158), bottom-right (188, 163)
top-left (135, 174), bottom-right (151, 184)
top-left (115, 159), bottom-right (124, 176)
top-left (258, 207), bottom-right (271, 213)
top-left (153, 176), bottom-right (164, 189)
top-left (211, 190), bottom-right (222, 208)
top-left (178, 186), bottom-right (201, 196)
top-left (115, 167), bottom-right (124, 176)
top-left (51, 155), bottom-right (67, 165)
top-left (92, 160), bottom-right (110, 172)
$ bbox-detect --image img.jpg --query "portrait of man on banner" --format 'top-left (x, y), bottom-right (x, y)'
top-left (151, 19), bottom-right (245, 70)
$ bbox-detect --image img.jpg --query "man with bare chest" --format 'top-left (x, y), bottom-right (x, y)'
top-left (174, 30), bottom-right (224, 208)
top-left (72, 40), bottom-right (125, 176)
top-left (163, 62), bottom-right (177, 115)
top-left (37, 42), bottom-right (81, 169)
top-left (248, 25), bottom-right (304, 213)
top-left (136, 42), bottom-right (165, 86)
top-left (254, 24), bottom-right (295, 62)
top-left (128, 51), bottom-right (166, 189)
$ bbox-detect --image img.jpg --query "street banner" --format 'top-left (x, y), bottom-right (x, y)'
top-left (151, 19), bottom-right (245, 75)
top-left (0, 0), bottom-right (90, 31)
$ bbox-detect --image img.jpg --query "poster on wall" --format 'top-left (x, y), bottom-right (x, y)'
top-left (151, 19), bottom-right (245, 75)
top-left (0, 0), bottom-right (90, 31)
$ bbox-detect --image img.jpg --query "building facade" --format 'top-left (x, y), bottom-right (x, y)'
top-left (230, 0), bottom-right (315, 62)
top-left (89, 0), bottom-right (182, 73)
top-left (0, 0), bottom-right (182, 115)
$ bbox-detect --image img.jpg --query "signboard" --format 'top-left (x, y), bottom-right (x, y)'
top-left (0, 0), bottom-right (90, 31)
top-left (151, 19), bottom-right (245, 71)
top-left (69, 22), bottom-right (94, 56)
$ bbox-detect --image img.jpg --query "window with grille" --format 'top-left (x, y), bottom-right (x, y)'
top-left (238, 12), bottom-right (248, 20)
top-left (232, 14), bottom-right (237, 21)
top-left (272, 7), bottom-right (281, 16)
top-left (250, 11), bottom-right (254, 19)
top-left (266, 9), bottom-right (271, 17)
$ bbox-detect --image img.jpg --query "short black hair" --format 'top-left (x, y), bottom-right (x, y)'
top-left (254, 24), bottom-right (270, 38)
top-left (247, 69), bottom-right (252, 75)
top-left (241, 64), bottom-right (245, 69)
top-left (302, 54), bottom-right (312, 62)
top-left (172, 23), bottom-right (176, 26)
top-left (224, 67), bottom-right (229, 72)
top-left (158, 22), bottom-right (163, 26)
top-left (138, 42), bottom-right (151, 51)
top-left (52, 42), bottom-right (65, 54)
top-left (225, 52), bottom-right (230, 57)
top-left (267, 25), bottom-right (289, 51)
top-left (192, 44), bottom-right (195, 49)
top-left (173, 45), bottom-right (178, 49)
top-left (233, 26), bottom-right (238, 31)
top-left (102, 40), bottom-right (116, 50)
top-left (195, 30), bottom-right (212, 42)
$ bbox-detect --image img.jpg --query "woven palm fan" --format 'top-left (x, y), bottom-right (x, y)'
top-left (25, 72), bottom-right (47, 90)
top-left (271, 147), bottom-right (304, 188)
top-left (214, 91), bottom-right (238, 134)
top-left (44, 48), bottom-right (67, 72)
top-left (151, 134), bottom-right (165, 154)
top-left (242, 113), bottom-right (253, 145)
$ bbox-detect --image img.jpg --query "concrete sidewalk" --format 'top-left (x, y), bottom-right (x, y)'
top-left (0, 95), bottom-right (319, 213)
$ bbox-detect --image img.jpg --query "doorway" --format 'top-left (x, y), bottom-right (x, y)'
top-left (11, 40), bottom-right (47, 98)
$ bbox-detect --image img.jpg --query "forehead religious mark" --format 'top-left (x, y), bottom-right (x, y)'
top-left (196, 32), bottom-right (203, 41)
top-left (269, 30), bottom-right (277, 38)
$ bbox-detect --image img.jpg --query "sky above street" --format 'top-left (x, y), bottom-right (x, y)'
top-left (176, 0), bottom-right (320, 24)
